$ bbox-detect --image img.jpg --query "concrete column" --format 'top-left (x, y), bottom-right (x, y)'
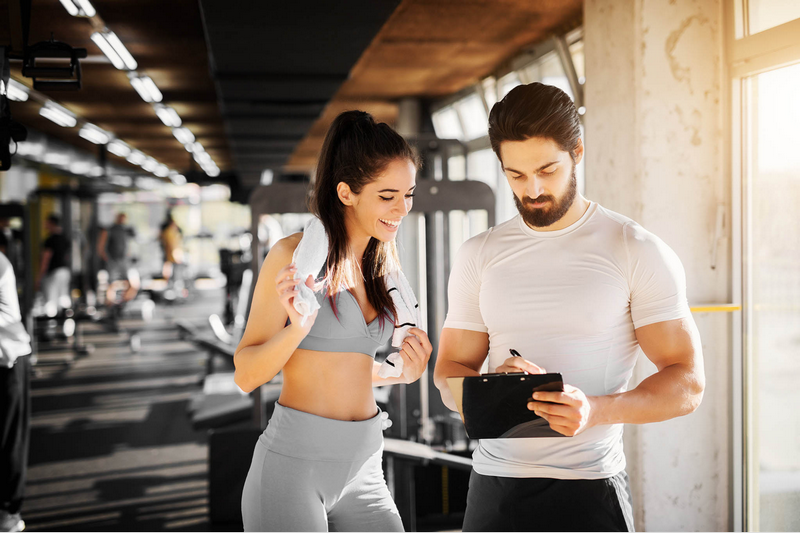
top-left (585, 0), bottom-right (730, 530)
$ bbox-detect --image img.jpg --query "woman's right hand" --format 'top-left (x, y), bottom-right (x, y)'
top-left (275, 263), bottom-right (318, 335)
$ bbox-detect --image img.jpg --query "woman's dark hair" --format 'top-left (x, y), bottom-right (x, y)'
top-left (311, 110), bottom-right (420, 322)
top-left (488, 82), bottom-right (582, 163)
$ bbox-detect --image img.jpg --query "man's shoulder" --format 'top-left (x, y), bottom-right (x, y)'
top-left (590, 204), bottom-right (656, 245)
top-left (456, 217), bottom-right (518, 259)
top-left (591, 204), bottom-right (681, 269)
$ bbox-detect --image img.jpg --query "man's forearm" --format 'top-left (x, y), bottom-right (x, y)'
top-left (434, 360), bottom-right (481, 412)
top-left (591, 362), bottom-right (704, 426)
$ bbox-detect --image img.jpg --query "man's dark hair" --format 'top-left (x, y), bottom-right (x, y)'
top-left (488, 82), bottom-right (582, 163)
top-left (47, 214), bottom-right (61, 226)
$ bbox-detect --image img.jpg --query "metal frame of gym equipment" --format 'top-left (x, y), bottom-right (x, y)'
top-left (248, 167), bottom-right (495, 530)
top-left (28, 186), bottom-right (144, 356)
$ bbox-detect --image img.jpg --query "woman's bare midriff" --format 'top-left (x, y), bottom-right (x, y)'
top-left (278, 347), bottom-right (379, 421)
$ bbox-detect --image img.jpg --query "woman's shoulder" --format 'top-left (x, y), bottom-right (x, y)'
top-left (265, 233), bottom-right (303, 264)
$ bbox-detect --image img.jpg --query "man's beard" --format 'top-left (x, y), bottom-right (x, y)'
top-left (513, 164), bottom-right (577, 228)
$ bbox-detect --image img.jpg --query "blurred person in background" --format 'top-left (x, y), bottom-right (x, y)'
top-left (35, 214), bottom-right (71, 317)
top-left (0, 251), bottom-right (33, 533)
top-left (159, 212), bottom-right (186, 297)
top-left (98, 213), bottom-right (140, 306)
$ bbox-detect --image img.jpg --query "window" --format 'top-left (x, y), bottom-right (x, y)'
top-left (743, 61), bottom-right (800, 533)
top-left (731, 2), bottom-right (800, 529)
top-left (431, 106), bottom-right (463, 140)
top-left (520, 51), bottom-right (573, 100)
top-left (747, 0), bottom-right (800, 35)
top-left (497, 72), bottom-right (521, 99)
top-left (455, 94), bottom-right (488, 140)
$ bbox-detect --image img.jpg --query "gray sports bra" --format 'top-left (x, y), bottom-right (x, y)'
top-left (295, 287), bottom-right (393, 358)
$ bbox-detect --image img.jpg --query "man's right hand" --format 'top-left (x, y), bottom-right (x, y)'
top-left (494, 356), bottom-right (547, 374)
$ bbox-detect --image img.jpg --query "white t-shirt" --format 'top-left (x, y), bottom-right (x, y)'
top-left (443, 202), bottom-right (691, 479)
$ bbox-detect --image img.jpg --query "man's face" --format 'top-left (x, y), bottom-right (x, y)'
top-left (500, 136), bottom-right (582, 228)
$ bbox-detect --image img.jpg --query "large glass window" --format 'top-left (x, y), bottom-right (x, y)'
top-left (520, 51), bottom-right (573, 100)
top-left (744, 60), bottom-right (800, 532)
top-left (431, 106), bottom-right (463, 140)
top-left (455, 94), bottom-right (488, 140)
top-left (747, 0), bottom-right (800, 35)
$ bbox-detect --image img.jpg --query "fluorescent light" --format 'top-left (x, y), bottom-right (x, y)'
top-left (205, 166), bottom-right (220, 178)
top-left (69, 161), bottom-right (92, 175)
top-left (187, 142), bottom-right (204, 154)
top-left (172, 127), bottom-right (195, 144)
top-left (261, 169), bottom-right (273, 185)
top-left (142, 157), bottom-right (158, 172)
top-left (107, 140), bottom-right (131, 158)
top-left (15, 141), bottom-right (44, 159)
top-left (169, 173), bottom-right (187, 186)
top-left (129, 75), bottom-right (162, 103)
top-left (59, 0), bottom-right (79, 16)
top-left (90, 165), bottom-right (104, 177)
top-left (141, 76), bottom-right (162, 102)
top-left (109, 175), bottom-right (133, 187)
top-left (193, 151), bottom-right (212, 165)
top-left (74, 0), bottom-right (96, 16)
top-left (40, 102), bottom-right (77, 128)
top-left (154, 104), bottom-right (181, 127)
top-left (103, 31), bottom-right (137, 70)
top-left (7, 80), bottom-right (29, 102)
top-left (126, 149), bottom-right (146, 165)
top-left (91, 32), bottom-right (125, 70)
top-left (43, 153), bottom-right (70, 166)
top-left (78, 123), bottom-right (110, 145)
top-left (136, 177), bottom-right (159, 190)
top-left (154, 164), bottom-right (169, 177)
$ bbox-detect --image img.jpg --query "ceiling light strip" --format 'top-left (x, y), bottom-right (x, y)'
top-left (53, 2), bottom-right (224, 178)
top-left (90, 32), bottom-right (125, 70)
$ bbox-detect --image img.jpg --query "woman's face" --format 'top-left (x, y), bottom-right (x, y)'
top-left (344, 158), bottom-right (417, 243)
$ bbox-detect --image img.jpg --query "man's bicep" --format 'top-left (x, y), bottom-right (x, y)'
top-left (438, 327), bottom-right (489, 372)
top-left (634, 316), bottom-right (702, 371)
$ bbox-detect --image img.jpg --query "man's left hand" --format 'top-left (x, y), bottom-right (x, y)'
top-left (528, 384), bottom-right (596, 437)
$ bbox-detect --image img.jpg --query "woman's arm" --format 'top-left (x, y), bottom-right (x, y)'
top-left (233, 234), bottom-right (316, 393)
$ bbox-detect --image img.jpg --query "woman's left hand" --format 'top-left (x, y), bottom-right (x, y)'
top-left (399, 327), bottom-right (433, 384)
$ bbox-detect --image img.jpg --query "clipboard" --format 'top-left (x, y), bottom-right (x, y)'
top-left (447, 373), bottom-right (566, 439)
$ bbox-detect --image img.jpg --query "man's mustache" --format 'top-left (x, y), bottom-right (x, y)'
top-left (522, 195), bottom-right (555, 206)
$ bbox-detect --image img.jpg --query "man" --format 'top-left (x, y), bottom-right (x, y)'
top-left (0, 251), bottom-right (33, 533)
top-left (98, 213), bottom-right (139, 305)
top-left (433, 83), bottom-right (705, 532)
top-left (36, 214), bottom-right (71, 317)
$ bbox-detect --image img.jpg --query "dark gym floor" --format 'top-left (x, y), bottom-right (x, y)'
top-left (21, 290), bottom-right (230, 532)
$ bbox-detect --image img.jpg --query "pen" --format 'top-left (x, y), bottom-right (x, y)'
top-left (509, 348), bottom-right (529, 375)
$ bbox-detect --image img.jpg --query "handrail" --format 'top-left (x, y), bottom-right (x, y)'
top-left (383, 438), bottom-right (473, 470)
top-left (690, 304), bottom-right (742, 313)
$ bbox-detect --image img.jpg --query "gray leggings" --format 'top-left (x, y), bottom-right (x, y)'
top-left (241, 403), bottom-right (404, 532)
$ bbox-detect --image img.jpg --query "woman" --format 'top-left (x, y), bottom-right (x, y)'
top-left (235, 110), bottom-right (432, 532)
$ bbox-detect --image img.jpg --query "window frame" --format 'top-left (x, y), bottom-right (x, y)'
top-left (725, 1), bottom-right (800, 531)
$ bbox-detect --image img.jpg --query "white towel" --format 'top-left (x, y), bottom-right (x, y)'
top-left (377, 270), bottom-right (422, 379)
top-left (292, 217), bottom-right (423, 379)
top-left (291, 217), bottom-right (328, 326)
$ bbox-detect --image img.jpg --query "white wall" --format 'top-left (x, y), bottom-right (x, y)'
top-left (585, 0), bottom-right (731, 530)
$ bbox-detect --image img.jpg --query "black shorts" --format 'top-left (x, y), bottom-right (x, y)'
top-left (462, 470), bottom-right (634, 532)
